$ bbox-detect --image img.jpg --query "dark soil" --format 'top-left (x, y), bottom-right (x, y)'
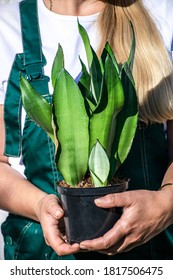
top-left (58, 175), bottom-right (126, 188)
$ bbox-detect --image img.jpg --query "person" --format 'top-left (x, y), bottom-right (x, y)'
top-left (0, 0), bottom-right (173, 260)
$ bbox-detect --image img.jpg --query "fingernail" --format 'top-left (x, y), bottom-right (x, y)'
top-left (95, 198), bottom-right (103, 204)
top-left (80, 244), bottom-right (87, 250)
top-left (55, 209), bottom-right (63, 217)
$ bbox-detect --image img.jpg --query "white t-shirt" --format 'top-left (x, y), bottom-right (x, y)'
top-left (0, 0), bottom-right (173, 173)
top-left (0, 0), bottom-right (100, 103)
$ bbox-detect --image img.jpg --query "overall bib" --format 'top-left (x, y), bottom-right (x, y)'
top-left (2, 0), bottom-right (173, 260)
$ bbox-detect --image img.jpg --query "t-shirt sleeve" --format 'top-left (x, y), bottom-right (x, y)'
top-left (0, 2), bottom-right (21, 105)
top-left (0, 83), bottom-right (5, 104)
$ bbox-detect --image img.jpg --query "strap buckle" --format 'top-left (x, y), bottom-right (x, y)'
top-left (25, 63), bottom-right (44, 81)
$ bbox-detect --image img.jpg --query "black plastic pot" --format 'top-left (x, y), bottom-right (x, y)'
top-left (57, 182), bottom-right (128, 244)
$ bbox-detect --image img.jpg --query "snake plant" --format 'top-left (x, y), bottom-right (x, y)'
top-left (20, 21), bottom-right (138, 187)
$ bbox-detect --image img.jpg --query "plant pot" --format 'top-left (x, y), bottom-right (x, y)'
top-left (57, 181), bottom-right (128, 244)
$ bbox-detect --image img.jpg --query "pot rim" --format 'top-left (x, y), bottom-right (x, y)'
top-left (57, 180), bottom-right (128, 197)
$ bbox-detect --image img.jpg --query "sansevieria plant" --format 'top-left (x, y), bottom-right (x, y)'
top-left (20, 21), bottom-right (138, 188)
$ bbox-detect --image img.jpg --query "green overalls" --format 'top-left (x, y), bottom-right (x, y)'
top-left (2, 0), bottom-right (173, 260)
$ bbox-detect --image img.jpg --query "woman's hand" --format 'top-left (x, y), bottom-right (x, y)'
top-left (80, 188), bottom-right (173, 255)
top-left (36, 194), bottom-right (80, 256)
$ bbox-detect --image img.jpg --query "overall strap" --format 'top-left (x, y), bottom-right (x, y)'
top-left (4, 0), bottom-right (50, 157)
top-left (20, 0), bottom-right (45, 80)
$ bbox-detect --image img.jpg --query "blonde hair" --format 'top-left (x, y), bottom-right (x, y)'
top-left (98, 0), bottom-right (173, 123)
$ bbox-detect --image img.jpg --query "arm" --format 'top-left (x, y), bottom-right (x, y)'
top-left (0, 105), bottom-right (80, 255)
top-left (80, 120), bottom-right (173, 254)
top-left (0, 105), bottom-right (48, 220)
top-left (161, 120), bottom-right (173, 185)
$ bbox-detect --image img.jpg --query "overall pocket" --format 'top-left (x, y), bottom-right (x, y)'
top-left (2, 214), bottom-right (51, 260)
top-left (2, 214), bottom-right (75, 260)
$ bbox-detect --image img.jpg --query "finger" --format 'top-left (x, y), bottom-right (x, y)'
top-left (98, 238), bottom-right (125, 255)
top-left (115, 235), bottom-right (141, 254)
top-left (45, 223), bottom-right (80, 256)
top-left (43, 194), bottom-right (64, 219)
top-left (54, 240), bottom-right (80, 256)
top-left (95, 192), bottom-right (131, 209)
top-left (116, 230), bottom-right (158, 254)
top-left (96, 234), bottom-right (140, 255)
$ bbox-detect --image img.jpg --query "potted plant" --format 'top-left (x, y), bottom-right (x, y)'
top-left (20, 21), bottom-right (138, 244)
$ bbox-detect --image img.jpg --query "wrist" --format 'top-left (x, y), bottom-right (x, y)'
top-left (158, 184), bottom-right (173, 225)
top-left (33, 192), bottom-right (48, 222)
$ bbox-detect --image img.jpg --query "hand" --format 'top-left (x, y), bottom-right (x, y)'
top-left (80, 189), bottom-right (173, 255)
top-left (36, 194), bottom-right (80, 256)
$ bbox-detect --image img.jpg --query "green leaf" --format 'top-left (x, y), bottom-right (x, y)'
top-left (110, 63), bottom-right (138, 174)
top-left (78, 58), bottom-right (96, 112)
top-left (19, 75), bottom-right (54, 142)
top-left (78, 19), bottom-right (93, 68)
top-left (78, 20), bottom-right (103, 103)
top-left (78, 57), bottom-right (91, 94)
top-left (89, 55), bottom-right (124, 156)
top-left (51, 44), bottom-right (64, 88)
top-left (92, 75), bottom-right (107, 114)
top-left (116, 115), bottom-right (137, 166)
top-left (89, 170), bottom-right (105, 188)
top-left (127, 21), bottom-right (136, 71)
top-left (116, 65), bottom-right (138, 165)
top-left (103, 42), bottom-right (120, 74)
top-left (119, 22), bottom-right (136, 79)
top-left (121, 61), bottom-right (135, 86)
top-left (53, 68), bottom-right (89, 186)
top-left (89, 141), bottom-right (110, 187)
top-left (90, 48), bottom-right (103, 103)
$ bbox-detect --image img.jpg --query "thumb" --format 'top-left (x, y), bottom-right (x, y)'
top-left (48, 198), bottom-right (64, 220)
top-left (95, 192), bottom-right (131, 208)
top-left (38, 194), bottom-right (64, 220)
